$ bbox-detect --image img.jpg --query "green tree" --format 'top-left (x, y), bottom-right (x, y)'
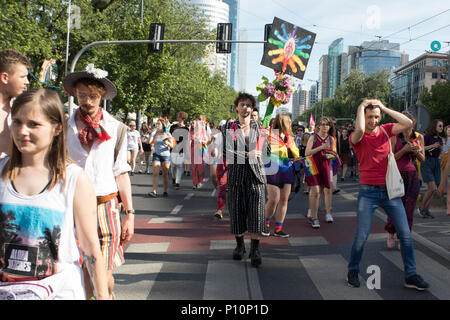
top-left (0, 0), bottom-right (236, 122)
top-left (300, 69), bottom-right (391, 122)
top-left (420, 81), bottom-right (450, 125)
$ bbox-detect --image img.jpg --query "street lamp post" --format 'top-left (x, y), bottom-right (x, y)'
top-left (136, 0), bottom-right (144, 128)
top-left (65, 0), bottom-right (72, 77)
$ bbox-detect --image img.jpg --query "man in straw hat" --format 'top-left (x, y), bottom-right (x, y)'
top-left (64, 64), bottom-right (134, 299)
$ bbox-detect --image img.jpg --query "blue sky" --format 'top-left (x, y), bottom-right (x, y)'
top-left (237, 0), bottom-right (450, 112)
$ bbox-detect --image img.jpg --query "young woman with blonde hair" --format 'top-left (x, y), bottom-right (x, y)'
top-left (0, 89), bottom-right (109, 299)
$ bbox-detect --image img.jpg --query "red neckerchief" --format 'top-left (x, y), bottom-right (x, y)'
top-left (77, 108), bottom-right (111, 145)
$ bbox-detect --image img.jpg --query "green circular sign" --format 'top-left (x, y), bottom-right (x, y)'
top-left (431, 41), bottom-right (441, 51)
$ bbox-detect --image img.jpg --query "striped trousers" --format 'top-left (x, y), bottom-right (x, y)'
top-left (97, 197), bottom-right (125, 270)
top-left (226, 165), bottom-right (266, 235)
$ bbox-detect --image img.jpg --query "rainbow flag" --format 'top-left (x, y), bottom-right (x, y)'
top-left (309, 113), bottom-right (315, 132)
top-left (411, 132), bottom-right (422, 152)
top-left (302, 156), bottom-right (319, 176)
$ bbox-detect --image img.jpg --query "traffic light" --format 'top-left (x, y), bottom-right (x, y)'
top-left (91, 0), bottom-right (112, 12)
top-left (148, 23), bottom-right (165, 54)
top-left (264, 24), bottom-right (272, 52)
top-left (216, 23), bottom-right (232, 54)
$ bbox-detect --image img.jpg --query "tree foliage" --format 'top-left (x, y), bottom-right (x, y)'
top-left (420, 81), bottom-right (450, 125)
top-left (299, 69), bottom-right (391, 123)
top-left (0, 0), bottom-right (236, 123)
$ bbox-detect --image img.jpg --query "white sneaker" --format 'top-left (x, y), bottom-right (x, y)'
top-left (311, 219), bottom-right (320, 228)
top-left (325, 213), bottom-right (334, 223)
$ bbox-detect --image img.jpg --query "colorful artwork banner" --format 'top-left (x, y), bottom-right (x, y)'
top-left (260, 17), bottom-right (316, 80)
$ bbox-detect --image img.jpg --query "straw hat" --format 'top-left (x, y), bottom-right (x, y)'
top-left (63, 64), bottom-right (117, 99)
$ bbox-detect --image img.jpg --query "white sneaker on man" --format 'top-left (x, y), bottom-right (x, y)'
top-left (325, 213), bottom-right (334, 223)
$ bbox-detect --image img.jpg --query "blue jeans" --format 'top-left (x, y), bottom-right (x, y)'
top-left (348, 184), bottom-right (416, 278)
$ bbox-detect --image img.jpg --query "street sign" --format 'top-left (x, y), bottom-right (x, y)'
top-left (430, 41), bottom-right (441, 52)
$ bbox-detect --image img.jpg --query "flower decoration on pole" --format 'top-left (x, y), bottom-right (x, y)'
top-left (256, 70), bottom-right (295, 127)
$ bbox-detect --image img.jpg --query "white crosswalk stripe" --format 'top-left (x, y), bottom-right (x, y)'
top-left (203, 260), bottom-right (263, 300)
top-left (299, 254), bottom-right (382, 300)
top-left (170, 205), bottom-right (183, 215)
top-left (289, 236), bottom-right (329, 246)
top-left (381, 250), bottom-right (450, 299)
top-left (148, 217), bottom-right (183, 224)
top-left (125, 243), bottom-right (170, 253)
top-left (113, 262), bottom-right (163, 300)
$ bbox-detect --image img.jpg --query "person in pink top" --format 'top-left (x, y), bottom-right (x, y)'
top-left (384, 111), bottom-right (425, 249)
top-left (346, 99), bottom-right (429, 291)
top-left (305, 117), bottom-right (336, 228)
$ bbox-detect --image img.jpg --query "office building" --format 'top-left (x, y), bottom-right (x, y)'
top-left (327, 38), bottom-right (344, 98)
top-left (309, 84), bottom-right (317, 106)
top-left (188, 0), bottom-right (231, 84)
top-left (391, 51), bottom-right (448, 109)
top-left (223, 0), bottom-right (239, 90)
top-left (318, 55), bottom-right (328, 101)
top-left (354, 40), bottom-right (408, 75)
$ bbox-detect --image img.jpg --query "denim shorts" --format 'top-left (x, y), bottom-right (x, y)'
top-left (152, 153), bottom-right (171, 163)
top-left (421, 156), bottom-right (441, 184)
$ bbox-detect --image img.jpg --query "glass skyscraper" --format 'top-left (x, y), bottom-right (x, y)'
top-left (356, 41), bottom-right (403, 75)
top-left (188, 0), bottom-right (231, 84)
top-left (327, 38), bottom-right (344, 98)
top-left (223, 0), bottom-right (239, 90)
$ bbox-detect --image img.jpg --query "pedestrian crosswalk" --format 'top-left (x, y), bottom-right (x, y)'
top-left (300, 254), bottom-right (382, 300)
top-left (381, 250), bottom-right (450, 299)
top-left (113, 239), bottom-right (450, 300)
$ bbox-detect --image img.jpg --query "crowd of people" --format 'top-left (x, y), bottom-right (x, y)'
top-left (1, 49), bottom-right (448, 299)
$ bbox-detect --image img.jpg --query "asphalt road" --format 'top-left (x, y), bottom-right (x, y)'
top-left (113, 168), bottom-right (450, 303)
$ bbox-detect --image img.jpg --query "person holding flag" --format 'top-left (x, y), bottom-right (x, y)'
top-left (263, 114), bottom-right (301, 237)
top-left (304, 117), bottom-right (336, 228)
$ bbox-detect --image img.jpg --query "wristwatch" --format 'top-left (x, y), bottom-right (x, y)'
top-left (126, 209), bottom-right (135, 215)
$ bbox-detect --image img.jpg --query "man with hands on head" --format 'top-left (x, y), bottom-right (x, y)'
top-left (347, 98), bottom-right (430, 291)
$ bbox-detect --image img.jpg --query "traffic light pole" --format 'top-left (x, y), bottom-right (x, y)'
top-left (68, 39), bottom-right (267, 115)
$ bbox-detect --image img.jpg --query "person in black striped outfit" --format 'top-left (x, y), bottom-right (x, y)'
top-left (222, 92), bottom-right (270, 267)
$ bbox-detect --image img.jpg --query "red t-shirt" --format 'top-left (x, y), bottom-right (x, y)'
top-left (350, 123), bottom-right (395, 185)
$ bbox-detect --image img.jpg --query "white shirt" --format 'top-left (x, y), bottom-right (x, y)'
top-left (443, 138), bottom-right (450, 155)
top-left (127, 129), bottom-right (140, 150)
top-left (66, 108), bottom-right (131, 196)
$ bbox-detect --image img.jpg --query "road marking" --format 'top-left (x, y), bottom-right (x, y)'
top-left (289, 236), bottom-right (329, 246)
top-left (170, 205), bottom-right (183, 215)
top-left (148, 217), bottom-right (183, 224)
top-left (203, 260), bottom-right (263, 300)
top-left (184, 193), bottom-right (194, 200)
top-left (340, 189), bottom-right (450, 262)
top-left (113, 262), bottom-right (163, 300)
top-left (210, 239), bottom-right (251, 250)
top-left (125, 243), bottom-right (170, 253)
top-left (381, 250), bottom-right (450, 299)
top-left (299, 254), bottom-right (382, 300)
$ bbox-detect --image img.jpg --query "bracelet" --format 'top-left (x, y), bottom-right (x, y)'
top-left (126, 209), bottom-right (135, 215)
